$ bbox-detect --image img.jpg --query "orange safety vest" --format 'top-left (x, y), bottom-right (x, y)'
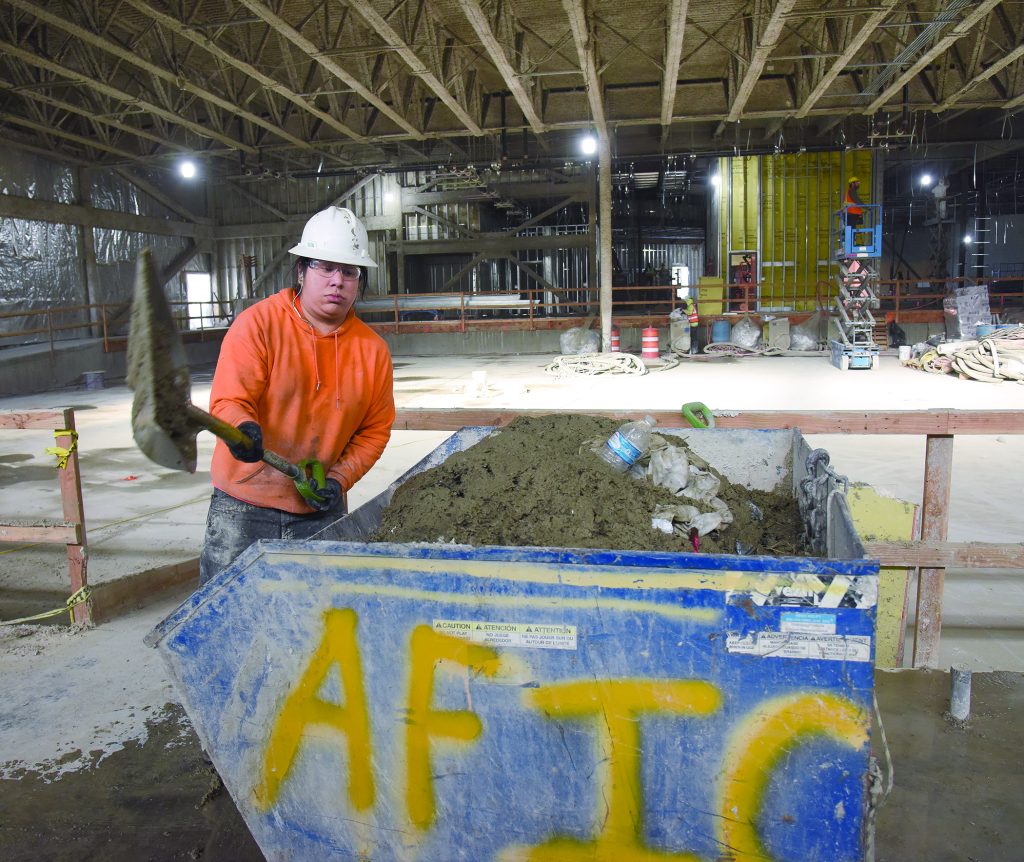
top-left (845, 187), bottom-right (863, 216)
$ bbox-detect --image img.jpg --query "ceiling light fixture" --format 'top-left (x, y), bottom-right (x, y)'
top-left (179, 159), bottom-right (197, 179)
top-left (919, 173), bottom-right (933, 187)
top-left (579, 135), bottom-right (597, 156)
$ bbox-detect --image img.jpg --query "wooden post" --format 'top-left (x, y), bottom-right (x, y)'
top-left (2, 409), bottom-right (94, 625)
top-left (598, 134), bottom-right (613, 352)
top-left (913, 433), bottom-right (954, 667)
top-left (57, 408), bottom-right (91, 624)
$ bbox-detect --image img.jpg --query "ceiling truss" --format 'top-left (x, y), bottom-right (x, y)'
top-left (0, 0), bottom-right (1021, 175)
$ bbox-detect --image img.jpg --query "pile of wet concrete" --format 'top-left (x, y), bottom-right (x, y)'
top-left (373, 414), bottom-right (809, 557)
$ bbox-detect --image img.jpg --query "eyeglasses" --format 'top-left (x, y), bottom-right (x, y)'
top-left (307, 260), bottom-right (361, 279)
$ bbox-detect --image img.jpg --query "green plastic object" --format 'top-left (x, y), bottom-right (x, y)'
top-left (681, 402), bottom-right (715, 428)
top-left (295, 458), bottom-right (328, 504)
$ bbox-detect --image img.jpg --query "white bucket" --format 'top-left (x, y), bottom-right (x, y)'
top-left (470, 370), bottom-right (488, 396)
top-left (898, 346), bottom-right (911, 362)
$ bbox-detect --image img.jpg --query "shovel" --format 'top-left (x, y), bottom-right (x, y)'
top-left (126, 248), bottom-right (328, 504)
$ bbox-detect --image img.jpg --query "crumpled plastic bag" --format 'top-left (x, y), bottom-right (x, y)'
top-left (730, 314), bottom-right (762, 349)
top-left (559, 327), bottom-right (600, 355)
top-left (647, 443), bottom-right (723, 502)
top-left (791, 311), bottom-right (824, 351)
top-left (679, 466), bottom-right (721, 501)
top-left (651, 496), bottom-right (734, 537)
top-left (647, 444), bottom-right (689, 494)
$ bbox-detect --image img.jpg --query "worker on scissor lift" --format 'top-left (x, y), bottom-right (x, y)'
top-left (845, 176), bottom-right (865, 228)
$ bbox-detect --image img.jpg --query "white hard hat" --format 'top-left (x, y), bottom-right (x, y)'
top-left (288, 206), bottom-right (378, 268)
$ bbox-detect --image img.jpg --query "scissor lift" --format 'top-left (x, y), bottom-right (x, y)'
top-left (831, 204), bottom-right (882, 370)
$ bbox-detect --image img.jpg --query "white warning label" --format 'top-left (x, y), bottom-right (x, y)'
top-left (780, 611), bottom-right (836, 635)
top-left (726, 632), bottom-right (871, 662)
top-left (432, 619), bottom-right (577, 651)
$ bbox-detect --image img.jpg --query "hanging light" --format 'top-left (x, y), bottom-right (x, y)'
top-left (579, 134), bottom-right (597, 156)
top-left (179, 159), bottom-right (197, 179)
top-left (919, 173), bottom-right (933, 187)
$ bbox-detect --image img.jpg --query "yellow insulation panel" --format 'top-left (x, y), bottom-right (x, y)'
top-left (847, 483), bottom-right (919, 669)
top-left (719, 151), bottom-right (873, 311)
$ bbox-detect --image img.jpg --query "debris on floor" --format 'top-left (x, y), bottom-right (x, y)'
top-left (0, 703), bottom-right (262, 862)
top-left (373, 414), bottom-right (809, 556)
top-left (903, 325), bottom-right (1024, 383)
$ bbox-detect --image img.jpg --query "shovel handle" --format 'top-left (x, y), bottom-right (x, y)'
top-left (185, 405), bottom-right (302, 481)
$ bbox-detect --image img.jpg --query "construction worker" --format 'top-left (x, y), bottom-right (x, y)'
top-left (685, 296), bottom-right (700, 354)
top-left (198, 206), bottom-right (395, 586)
top-left (845, 176), bottom-right (865, 228)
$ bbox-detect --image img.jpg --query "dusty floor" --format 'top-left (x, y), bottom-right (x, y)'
top-left (2, 594), bottom-right (1020, 861)
top-left (2, 350), bottom-right (1023, 860)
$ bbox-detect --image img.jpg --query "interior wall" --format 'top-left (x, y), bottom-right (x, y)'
top-left (718, 150), bottom-right (874, 311)
top-left (0, 150), bottom-right (202, 345)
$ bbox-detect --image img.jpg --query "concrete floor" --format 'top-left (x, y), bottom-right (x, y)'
top-left (2, 349), bottom-right (1023, 860)
top-left (2, 350), bottom-right (1022, 668)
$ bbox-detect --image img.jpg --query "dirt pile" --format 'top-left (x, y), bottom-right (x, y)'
top-left (374, 414), bottom-right (810, 556)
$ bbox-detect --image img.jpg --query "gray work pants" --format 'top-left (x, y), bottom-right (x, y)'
top-left (198, 488), bottom-right (346, 587)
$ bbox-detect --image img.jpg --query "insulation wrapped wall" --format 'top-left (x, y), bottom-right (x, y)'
top-left (0, 151), bottom-right (80, 341)
top-left (0, 151), bottom-right (202, 345)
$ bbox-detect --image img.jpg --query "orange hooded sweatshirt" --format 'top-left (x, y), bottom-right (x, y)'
top-left (209, 288), bottom-right (394, 513)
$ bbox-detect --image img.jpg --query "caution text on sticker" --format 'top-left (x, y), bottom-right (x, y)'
top-left (432, 618), bottom-right (577, 650)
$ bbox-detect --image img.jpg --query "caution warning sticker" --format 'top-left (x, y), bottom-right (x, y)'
top-left (433, 619), bottom-right (577, 651)
top-left (726, 632), bottom-right (871, 662)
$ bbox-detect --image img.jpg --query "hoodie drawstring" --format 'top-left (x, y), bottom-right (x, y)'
top-left (311, 327), bottom-right (321, 392)
top-left (334, 330), bottom-right (340, 409)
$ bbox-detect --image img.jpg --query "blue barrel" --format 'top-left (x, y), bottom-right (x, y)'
top-left (976, 324), bottom-right (995, 338)
top-left (711, 320), bottom-right (732, 343)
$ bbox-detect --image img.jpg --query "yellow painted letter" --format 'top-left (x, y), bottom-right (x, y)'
top-left (718, 692), bottom-right (869, 861)
top-left (255, 608), bottom-right (373, 812)
top-left (522, 679), bottom-right (721, 861)
top-left (406, 625), bottom-right (501, 830)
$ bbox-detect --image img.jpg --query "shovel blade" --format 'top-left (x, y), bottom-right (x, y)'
top-left (126, 248), bottom-right (199, 473)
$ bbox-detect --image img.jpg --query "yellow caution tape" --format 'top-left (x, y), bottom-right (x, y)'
top-left (44, 429), bottom-right (79, 470)
top-left (0, 586), bottom-right (92, 626)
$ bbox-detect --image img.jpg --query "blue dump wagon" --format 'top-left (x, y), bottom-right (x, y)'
top-left (148, 427), bottom-right (880, 862)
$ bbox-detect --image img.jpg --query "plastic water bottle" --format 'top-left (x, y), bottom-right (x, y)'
top-left (598, 416), bottom-right (656, 472)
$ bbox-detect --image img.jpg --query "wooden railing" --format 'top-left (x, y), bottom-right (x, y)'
top-left (0, 408), bottom-right (91, 625)
top-left (391, 407), bottom-right (1024, 670)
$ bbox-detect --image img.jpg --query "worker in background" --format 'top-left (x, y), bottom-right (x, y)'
top-left (198, 206), bottom-right (395, 586)
top-left (932, 176), bottom-right (949, 220)
top-left (686, 296), bottom-right (699, 354)
top-left (845, 176), bottom-right (865, 228)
